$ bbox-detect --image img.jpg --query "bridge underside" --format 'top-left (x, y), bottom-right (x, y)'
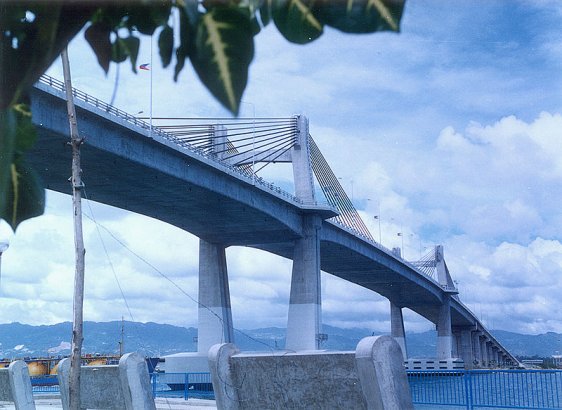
top-left (28, 128), bottom-right (301, 247)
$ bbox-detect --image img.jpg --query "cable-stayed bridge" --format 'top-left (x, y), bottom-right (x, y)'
top-left (28, 74), bottom-right (518, 369)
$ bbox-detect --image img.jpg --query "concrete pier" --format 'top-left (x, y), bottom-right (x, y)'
top-left (458, 328), bottom-right (474, 369)
top-left (390, 302), bottom-right (408, 360)
top-left (198, 240), bottom-right (234, 354)
top-left (286, 214), bottom-right (322, 351)
top-left (437, 296), bottom-right (453, 360)
top-left (472, 331), bottom-right (482, 367)
top-left (481, 338), bottom-right (489, 367)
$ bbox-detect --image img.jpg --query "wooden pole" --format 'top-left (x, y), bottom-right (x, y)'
top-left (61, 47), bottom-right (85, 410)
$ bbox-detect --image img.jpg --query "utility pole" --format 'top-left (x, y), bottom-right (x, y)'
top-left (62, 47), bottom-right (85, 410)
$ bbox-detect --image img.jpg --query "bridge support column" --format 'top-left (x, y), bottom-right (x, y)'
top-left (390, 302), bottom-right (408, 360)
top-left (489, 346), bottom-right (495, 366)
top-left (472, 331), bottom-right (482, 367)
top-left (480, 338), bottom-right (489, 367)
top-left (452, 330), bottom-right (460, 358)
top-left (286, 214), bottom-right (322, 351)
top-left (459, 328), bottom-right (474, 369)
top-left (486, 343), bottom-right (494, 368)
top-left (491, 346), bottom-right (499, 367)
top-left (198, 240), bottom-right (234, 355)
top-left (437, 296), bottom-right (453, 360)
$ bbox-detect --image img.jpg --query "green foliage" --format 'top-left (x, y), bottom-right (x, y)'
top-left (158, 25), bottom-right (174, 68)
top-left (272, 0), bottom-right (323, 44)
top-left (85, 22), bottom-right (112, 72)
top-left (0, 0), bottom-right (405, 230)
top-left (190, 7), bottom-right (255, 115)
top-left (313, 0), bottom-right (405, 33)
top-left (0, 104), bottom-right (45, 230)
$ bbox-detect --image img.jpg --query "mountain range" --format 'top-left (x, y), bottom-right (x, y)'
top-left (0, 321), bottom-right (559, 359)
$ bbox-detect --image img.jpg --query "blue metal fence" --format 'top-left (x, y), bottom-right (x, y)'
top-left (150, 372), bottom-right (214, 400)
top-left (409, 370), bottom-right (562, 409)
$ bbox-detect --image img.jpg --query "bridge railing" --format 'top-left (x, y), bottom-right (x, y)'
top-left (36, 74), bottom-right (302, 205)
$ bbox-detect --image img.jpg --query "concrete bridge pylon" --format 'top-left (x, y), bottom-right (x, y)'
top-left (286, 116), bottom-right (324, 351)
top-left (435, 245), bottom-right (457, 361)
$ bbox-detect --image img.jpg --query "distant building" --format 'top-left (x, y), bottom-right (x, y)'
top-left (553, 354), bottom-right (562, 368)
top-left (521, 359), bottom-right (543, 368)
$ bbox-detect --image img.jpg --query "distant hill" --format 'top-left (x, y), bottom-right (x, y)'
top-left (492, 330), bottom-right (562, 358)
top-left (0, 321), bottom-right (559, 359)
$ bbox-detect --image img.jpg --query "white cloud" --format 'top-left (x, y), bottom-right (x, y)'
top-left (3, 1), bottom-right (562, 343)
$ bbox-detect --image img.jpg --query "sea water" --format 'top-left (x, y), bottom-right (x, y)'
top-left (409, 370), bottom-right (562, 409)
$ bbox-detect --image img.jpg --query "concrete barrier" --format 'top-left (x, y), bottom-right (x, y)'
top-left (208, 335), bottom-right (413, 410)
top-left (0, 360), bottom-right (35, 410)
top-left (57, 352), bottom-right (155, 410)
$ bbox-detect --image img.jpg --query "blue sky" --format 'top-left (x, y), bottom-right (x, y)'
top-left (2, 1), bottom-right (562, 342)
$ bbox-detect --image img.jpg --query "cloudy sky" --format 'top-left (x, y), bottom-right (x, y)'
top-left (2, 1), bottom-right (562, 341)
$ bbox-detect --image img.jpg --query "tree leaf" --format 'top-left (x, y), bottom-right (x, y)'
top-left (127, 3), bottom-right (172, 35)
top-left (190, 6), bottom-right (254, 114)
top-left (122, 35), bottom-right (141, 74)
top-left (314, 0), bottom-right (405, 33)
top-left (111, 38), bottom-right (128, 63)
top-left (0, 3), bottom-right (96, 110)
top-left (272, 0), bottom-right (323, 44)
top-left (13, 102), bottom-right (37, 152)
top-left (5, 157), bottom-right (45, 231)
top-left (0, 109), bottom-right (16, 224)
top-left (85, 22), bottom-right (112, 73)
top-left (259, 0), bottom-right (273, 27)
top-left (174, 5), bottom-right (197, 81)
top-left (0, 106), bottom-right (45, 231)
top-left (159, 25), bottom-right (174, 68)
